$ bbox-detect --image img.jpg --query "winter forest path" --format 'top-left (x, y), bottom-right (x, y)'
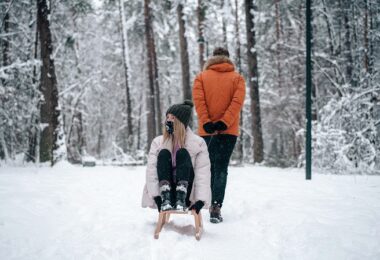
top-left (0, 164), bottom-right (379, 260)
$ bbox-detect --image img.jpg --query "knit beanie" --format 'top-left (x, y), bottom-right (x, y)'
top-left (166, 100), bottom-right (194, 128)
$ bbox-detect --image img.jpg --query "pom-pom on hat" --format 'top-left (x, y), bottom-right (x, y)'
top-left (166, 100), bottom-right (194, 128)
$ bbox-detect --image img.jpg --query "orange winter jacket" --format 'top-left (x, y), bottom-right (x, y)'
top-left (192, 56), bottom-right (246, 137)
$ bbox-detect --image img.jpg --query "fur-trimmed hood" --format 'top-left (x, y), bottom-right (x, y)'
top-left (203, 55), bottom-right (235, 72)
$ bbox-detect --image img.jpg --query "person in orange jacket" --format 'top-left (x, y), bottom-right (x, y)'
top-left (192, 47), bottom-right (246, 223)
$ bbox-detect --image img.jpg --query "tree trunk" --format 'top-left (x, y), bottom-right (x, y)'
top-left (275, 0), bottom-right (282, 90)
top-left (1, 1), bottom-right (10, 69)
top-left (65, 12), bottom-right (86, 164)
top-left (153, 45), bottom-right (162, 136)
top-left (0, 0), bottom-right (11, 160)
top-left (37, 0), bottom-right (60, 165)
top-left (137, 95), bottom-right (142, 151)
top-left (234, 0), bottom-right (241, 72)
top-left (321, 0), bottom-right (334, 55)
top-left (26, 1), bottom-right (40, 162)
top-left (67, 111), bottom-right (81, 164)
top-left (96, 122), bottom-right (103, 158)
top-left (147, 2), bottom-right (162, 136)
top-left (78, 111), bottom-right (85, 156)
top-left (245, 0), bottom-right (264, 163)
top-left (118, 0), bottom-right (133, 151)
top-left (337, 0), bottom-right (343, 56)
top-left (221, 0), bottom-right (227, 47)
top-left (177, 3), bottom-right (191, 101)
top-left (197, 0), bottom-right (206, 70)
top-left (321, 0), bottom-right (343, 98)
top-left (368, 0), bottom-right (374, 75)
top-left (344, 3), bottom-right (353, 86)
top-left (144, 0), bottom-right (157, 148)
top-left (363, 0), bottom-right (369, 74)
top-left (234, 0), bottom-right (243, 164)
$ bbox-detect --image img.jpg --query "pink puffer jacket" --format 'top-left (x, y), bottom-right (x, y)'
top-left (141, 128), bottom-right (211, 209)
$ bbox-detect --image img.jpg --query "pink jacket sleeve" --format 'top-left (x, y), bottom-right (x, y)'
top-left (145, 137), bottom-right (161, 198)
top-left (193, 140), bottom-right (211, 207)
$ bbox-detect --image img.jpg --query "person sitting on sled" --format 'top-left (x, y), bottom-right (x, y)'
top-left (141, 100), bottom-right (211, 214)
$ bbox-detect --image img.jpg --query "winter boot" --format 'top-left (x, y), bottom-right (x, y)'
top-left (175, 181), bottom-right (188, 211)
top-left (210, 203), bottom-right (223, 223)
top-left (159, 181), bottom-right (173, 211)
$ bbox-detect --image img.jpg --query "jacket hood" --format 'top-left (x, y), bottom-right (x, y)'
top-left (203, 55), bottom-right (235, 72)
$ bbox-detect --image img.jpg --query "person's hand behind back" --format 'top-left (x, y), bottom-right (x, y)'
top-left (203, 122), bottom-right (215, 134)
top-left (214, 121), bottom-right (227, 131)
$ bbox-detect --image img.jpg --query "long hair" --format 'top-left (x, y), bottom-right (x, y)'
top-left (163, 117), bottom-right (186, 148)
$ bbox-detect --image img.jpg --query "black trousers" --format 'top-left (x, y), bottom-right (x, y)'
top-left (157, 148), bottom-right (194, 207)
top-left (203, 134), bottom-right (237, 207)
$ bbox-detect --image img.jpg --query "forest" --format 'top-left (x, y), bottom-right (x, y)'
top-left (0, 0), bottom-right (379, 174)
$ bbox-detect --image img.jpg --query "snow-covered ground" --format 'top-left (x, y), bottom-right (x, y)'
top-left (0, 163), bottom-right (379, 260)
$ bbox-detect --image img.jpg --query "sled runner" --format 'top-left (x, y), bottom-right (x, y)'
top-left (154, 209), bottom-right (203, 240)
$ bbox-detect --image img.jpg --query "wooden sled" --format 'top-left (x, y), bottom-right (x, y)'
top-left (154, 210), bottom-right (203, 240)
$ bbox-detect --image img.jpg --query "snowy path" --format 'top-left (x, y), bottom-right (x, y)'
top-left (0, 164), bottom-right (379, 260)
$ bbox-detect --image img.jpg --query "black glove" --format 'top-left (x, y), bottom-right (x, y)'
top-left (189, 200), bottom-right (205, 214)
top-left (203, 122), bottom-right (215, 134)
top-left (214, 121), bottom-right (227, 131)
top-left (154, 196), bottom-right (162, 212)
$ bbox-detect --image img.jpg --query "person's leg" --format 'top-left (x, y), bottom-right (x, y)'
top-left (203, 136), bottom-right (224, 223)
top-left (209, 134), bottom-right (237, 223)
top-left (175, 148), bottom-right (193, 211)
top-left (157, 149), bottom-right (173, 211)
top-left (157, 149), bottom-right (172, 181)
top-left (212, 134), bottom-right (237, 207)
top-left (176, 148), bottom-right (192, 181)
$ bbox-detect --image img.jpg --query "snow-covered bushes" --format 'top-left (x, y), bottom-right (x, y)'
top-left (313, 94), bottom-right (379, 174)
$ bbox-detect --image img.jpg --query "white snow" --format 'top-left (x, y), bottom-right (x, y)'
top-left (0, 164), bottom-right (379, 260)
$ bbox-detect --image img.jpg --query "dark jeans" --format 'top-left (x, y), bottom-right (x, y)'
top-left (157, 148), bottom-right (194, 207)
top-left (203, 134), bottom-right (237, 207)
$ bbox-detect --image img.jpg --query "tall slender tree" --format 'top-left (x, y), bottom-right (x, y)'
top-left (363, 0), bottom-right (369, 74)
top-left (26, 4), bottom-right (40, 163)
top-left (245, 0), bottom-right (264, 163)
top-left (1, 0), bottom-right (10, 74)
top-left (144, 0), bottom-right (161, 147)
top-left (197, 0), bottom-right (206, 70)
top-left (177, 2), bottom-right (191, 101)
top-left (321, 0), bottom-right (334, 56)
top-left (368, 0), bottom-right (374, 75)
top-left (152, 33), bottom-right (162, 136)
top-left (0, 0), bottom-right (11, 160)
top-left (118, 0), bottom-right (133, 152)
top-left (37, 0), bottom-right (60, 164)
top-left (221, 0), bottom-right (228, 47)
top-left (234, 0), bottom-right (241, 73)
top-left (275, 0), bottom-right (282, 90)
top-left (343, 1), bottom-right (353, 87)
top-left (234, 0), bottom-right (244, 164)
